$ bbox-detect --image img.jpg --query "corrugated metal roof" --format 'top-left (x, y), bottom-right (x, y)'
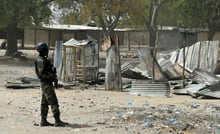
top-left (121, 62), bottom-right (134, 73)
top-left (63, 38), bottom-right (90, 46)
top-left (128, 80), bottom-right (170, 97)
top-left (43, 24), bottom-right (101, 30)
top-left (176, 41), bottom-right (219, 73)
top-left (42, 24), bottom-right (127, 31)
top-left (63, 38), bottom-right (78, 46)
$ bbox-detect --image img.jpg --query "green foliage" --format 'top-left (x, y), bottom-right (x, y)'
top-left (126, 0), bottom-right (150, 29)
top-left (157, 1), bottom-right (179, 27)
top-left (54, 0), bottom-right (83, 24)
top-left (54, 0), bottom-right (178, 29)
top-left (126, 0), bottom-right (176, 29)
top-left (170, 0), bottom-right (220, 29)
top-left (169, 0), bottom-right (220, 39)
top-left (54, 0), bottom-right (135, 35)
top-left (0, 0), bottom-right (52, 28)
top-left (55, 0), bottom-right (135, 25)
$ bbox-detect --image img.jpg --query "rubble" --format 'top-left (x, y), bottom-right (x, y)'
top-left (122, 41), bottom-right (220, 98)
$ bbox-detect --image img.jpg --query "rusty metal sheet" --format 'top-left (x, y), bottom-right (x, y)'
top-left (137, 48), bottom-right (167, 80)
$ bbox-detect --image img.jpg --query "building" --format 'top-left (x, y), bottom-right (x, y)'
top-left (23, 24), bottom-right (220, 51)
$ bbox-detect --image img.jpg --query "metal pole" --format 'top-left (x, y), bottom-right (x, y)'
top-left (152, 32), bottom-right (159, 80)
top-left (182, 30), bottom-right (186, 88)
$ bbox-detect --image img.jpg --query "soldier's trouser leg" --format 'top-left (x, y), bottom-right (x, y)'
top-left (40, 93), bottom-right (54, 126)
top-left (42, 86), bottom-right (60, 118)
top-left (41, 94), bottom-right (49, 121)
top-left (45, 89), bottom-right (65, 125)
top-left (42, 85), bottom-right (68, 126)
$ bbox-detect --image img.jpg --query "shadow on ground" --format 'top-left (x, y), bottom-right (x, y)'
top-left (33, 122), bottom-right (93, 128)
top-left (67, 123), bottom-right (93, 128)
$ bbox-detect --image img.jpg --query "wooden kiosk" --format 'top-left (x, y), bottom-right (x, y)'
top-left (62, 38), bottom-right (99, 83)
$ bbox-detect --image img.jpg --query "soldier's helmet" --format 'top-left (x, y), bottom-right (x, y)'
top-left (36, 42), bottom-right (48, 56)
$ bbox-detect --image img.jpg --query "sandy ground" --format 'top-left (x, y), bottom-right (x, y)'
top-left (0, 49), bottom-right (220, 134)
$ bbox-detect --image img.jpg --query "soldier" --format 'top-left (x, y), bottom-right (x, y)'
top-left (35, 42), bottom-right (68, 127)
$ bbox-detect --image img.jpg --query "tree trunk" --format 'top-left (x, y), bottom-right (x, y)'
top-left (148, 0), bottom-right (159, 48)
top-left (149, 28), bottom-right (157, 48)
top-left (148, 0), bottom-right (167, 48)
top-left (5, 23), bottom-right (18, 56)
top-left (105, 35), bottom-right (122, 91)
top-left (207, 17), bottom-right (218, 41)
top-left (207, 28), bottom-right (215, 41)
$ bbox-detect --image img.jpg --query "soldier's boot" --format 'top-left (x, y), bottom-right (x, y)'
top-left (40, 105), bottom-right (54, 127)
top-left (54, 115), bottom-right (69, 127)
top-left (40, 119), bottom-right (54, 127)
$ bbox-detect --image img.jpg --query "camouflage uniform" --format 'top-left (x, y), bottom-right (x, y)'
top-left (35, 42), bottom-right (68, 127)
top-left (35, 56), bottom-right (60, 122)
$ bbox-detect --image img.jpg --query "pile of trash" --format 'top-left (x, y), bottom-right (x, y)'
top-left (100, 102), bottom-right (220, 133)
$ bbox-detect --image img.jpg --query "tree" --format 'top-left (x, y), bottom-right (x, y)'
top-left (157, 1), bottom-right (179, 27)
top-left (55, 0), bottom-right (134, 37)
top-left (129, 0), bottom-right (169, 48)
top-left (0, 0), bottom-right (53, 56)
top-left (172, 0), bottom-right (220, 40)
top-left (52, 0), bottom-right (84, 25)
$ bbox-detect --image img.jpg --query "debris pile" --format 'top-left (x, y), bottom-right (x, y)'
top-left (121, 41), bottom-right (220, 98)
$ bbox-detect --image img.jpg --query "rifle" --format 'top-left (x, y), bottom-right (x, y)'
top-left (52, 67), bottom-right (58, 88)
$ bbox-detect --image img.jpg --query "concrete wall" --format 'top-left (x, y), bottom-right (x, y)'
top-left (24, 28), bottom-right (48, 48)
top-left (122, 30), bottom-right (197, 51)
top-left (158, 30), bottom-right (183, 50)
top-left (24, 29), bottom-right (35, 47)
top-left (36, 29), bottom-right (48, 44)
top-left (197, 31), bottom-right (220, 41)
